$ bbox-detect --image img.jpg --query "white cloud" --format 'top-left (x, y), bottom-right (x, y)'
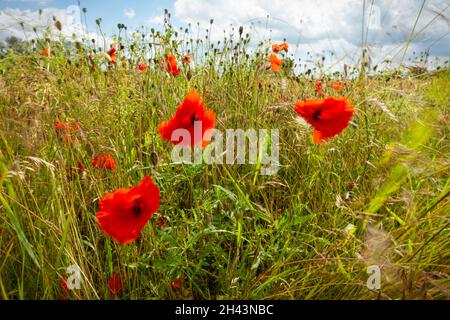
top-left (173, 0), bottom-right (450, 69)
top-left (124, 8), bottom-right (136, 19)
top-left (147, 15), bottom-right (165, 26)
top-left (0, 7), bottom-right (108, 45)
top-left (20, 0), bottom-right (55, 3)
top-left (2, 0), bottom-right (56, 5)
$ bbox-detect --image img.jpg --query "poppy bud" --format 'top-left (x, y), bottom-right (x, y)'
top-left (54, 20), bottom-right (62, 31)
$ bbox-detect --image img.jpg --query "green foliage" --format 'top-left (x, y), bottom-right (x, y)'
top-left (0, 21), bottom-right (449, 300)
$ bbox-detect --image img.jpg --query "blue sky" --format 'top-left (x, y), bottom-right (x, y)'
top-left (0, 0), bottom-right (176, 35)
top-left (1, 0), bottom-right (449, 71)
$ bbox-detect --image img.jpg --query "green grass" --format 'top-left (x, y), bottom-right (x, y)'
top-left (0, 18), bottom-right (449, 300)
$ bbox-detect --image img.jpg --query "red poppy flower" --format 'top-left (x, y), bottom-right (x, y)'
top-left (315, 80), bottom-right (323, 96)
top-left (92, 153), bottom-right (116, 170)
top-left (164, 54), bottom-right (180, 76)
top-left (96, 176), bottom-right (160, 244)
top-left (138, 62), bottom-right (148, 72)
top-left (87, 54), bottom-right (93, 61)
top-left (182, 55), bottom-right (191, 64)
top-left (332, 81), bottom-right (344, 92)
top-left (158, 90), bottom-right (216, 148)
top-left (294, 97), bottom-right (355, 144)
top-left (171, 278), bottom-right (183, 288)
top-left (61, 278), bottom-right (68, 291)
top-left (107, 273), bottom-right (123, 297)
top-left (272, 42), bottom-right (288, 53)
top-left (268, 54), bottom-right (283, 72)
top-left (59, 277), bottom-right (69, 299)
top-left (77, 162), bottom-right (84, 171)
top-left (107, 45), bottom-right (117, 64)
top-left (54, 121), bottom-right (80, 144)
top-left (41, 47), bottom-right (50, 57)
top-left (54, 121), bottom-right (65, 131)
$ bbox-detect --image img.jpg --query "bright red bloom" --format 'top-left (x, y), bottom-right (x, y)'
top-left (315, 80), bottom-right (323, 96)
top-left (107, 45), bottom-right (117, 64)
top-left (96, 176), bottom-right (160, 244)
top-left (268, 54), bottom-right (283, 72)
top-left (332, 81), bottom-right (344, 92)
top-left (54, 121), bottom-right (80, 144)
top-left (107, 273), bottom-right (123, 297)
top-left (171, 278), bottom-right (183, 288)
top-left (164, 54), bottom-right (181, 76)
top-left (182, 55), bottom-right (191, 64)
top-left (77, 162), bottom-right (84, 171)
top-left (272, 42), bottom-right (288, 53)
top-left (59, 277), bottom-right (69, 299)
top-left (138, 62), bottom-right (148, 72)
top-left (92, 153), bottom-right (116, 170)
top-left (158, 90), bottom-right (216, 148)
top-left (41, 47), bottom-right (50, 57)
top-left (61, 278), bottom-right (68, 291)
top-left (294, 97), bottom-right (355, 144)
top-left (87, 54), bottom-right (93, 61)
top-left (54, 121), bottom-right (65, 131)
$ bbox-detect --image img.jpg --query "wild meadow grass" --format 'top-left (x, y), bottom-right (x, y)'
top-left (0, 11), bottom-right (449, 300)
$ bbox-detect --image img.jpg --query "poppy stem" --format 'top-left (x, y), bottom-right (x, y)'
top-left (359, 0), bottom-right (372, 187)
